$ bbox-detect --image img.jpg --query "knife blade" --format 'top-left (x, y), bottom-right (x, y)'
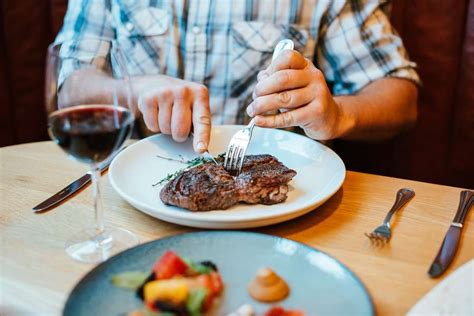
top-left (189, 131), bottom-right (218, 165)
top-left (428, 190), bottom-right (474, 278)
top-left (202, 151), bottom-right (218, 165)
top-left (32, 147), bottom-right (126, 213)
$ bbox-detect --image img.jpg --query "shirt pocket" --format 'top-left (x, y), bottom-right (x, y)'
top-left (115, 7), bottom-right (169, 75)
top-left (230, 21), bottom-right (312, 98)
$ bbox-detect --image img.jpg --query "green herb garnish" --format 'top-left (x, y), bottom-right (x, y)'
top-left (152, 153), bottom-right (224, 187)
top-left (183, 258), bottom-right (213, 275)
top-left (111, 271), bottom-right (149, 290)
top-left (186, 287), bottom-right (208, 316)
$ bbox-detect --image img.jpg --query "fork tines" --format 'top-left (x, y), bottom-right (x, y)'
top-left (365, 232), bottom-right (389, 246)
top-left (223, 120), bottom-right (255, 175)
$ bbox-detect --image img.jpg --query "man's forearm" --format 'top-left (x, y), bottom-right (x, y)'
top-left (59, 68), bottom-right (122, 108)
top-left (59, 68), bottom-right (148, 118)
top-left (334, 78), bottom-right (418, 141)
top-left (59, 67), bottom-right (212, 151)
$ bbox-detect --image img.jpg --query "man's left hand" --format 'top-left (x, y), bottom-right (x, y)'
top-left (247, 50), bottom-right (348, 140)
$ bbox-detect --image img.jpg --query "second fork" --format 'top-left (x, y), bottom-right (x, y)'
top-left (365, 188), bottom-right (415, 245)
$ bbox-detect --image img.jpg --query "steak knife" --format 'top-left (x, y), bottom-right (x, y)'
top-left (428, 190), bottom-right (474, 278)
top-left (32, 147), bottom-right (126, 213)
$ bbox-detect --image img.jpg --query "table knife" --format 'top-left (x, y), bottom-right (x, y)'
top-left (32, 147), bottom-right (126, 213)
top-left (202, 151), bottom-right (218, 165)
top-left (189, 131), bottom-right (218, 165)
top-left (428, 190), bottom-right (474, 278)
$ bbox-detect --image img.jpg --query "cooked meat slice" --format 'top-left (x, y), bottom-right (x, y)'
top-left (160, 154), bottom-right (296, 211)
top-left (236, 155), bottom-right (297, 205)
top-left (160, 163), bottom-right (238, 211)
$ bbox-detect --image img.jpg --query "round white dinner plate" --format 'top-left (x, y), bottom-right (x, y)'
top-left (109, 126), bottom-right (345, 229)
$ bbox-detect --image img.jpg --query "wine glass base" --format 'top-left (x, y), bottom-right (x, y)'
top-left (65, 227), bottom-right (139, 264)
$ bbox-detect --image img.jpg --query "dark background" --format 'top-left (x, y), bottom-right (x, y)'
top-left (1, 0), bottom-right (473, 188)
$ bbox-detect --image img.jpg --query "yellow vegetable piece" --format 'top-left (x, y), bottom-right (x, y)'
top-left (144, 279), bottom-right (189, 306)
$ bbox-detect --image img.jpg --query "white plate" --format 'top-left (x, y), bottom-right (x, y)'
top-left (109, 126), bottom-right (345, 229)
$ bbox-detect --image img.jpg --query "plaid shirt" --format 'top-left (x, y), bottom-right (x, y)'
top-left (55, 0), bottom-right (420, 125)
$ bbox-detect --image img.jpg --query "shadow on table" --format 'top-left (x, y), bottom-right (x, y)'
top-left (256, 187), bottom-right (344, 236)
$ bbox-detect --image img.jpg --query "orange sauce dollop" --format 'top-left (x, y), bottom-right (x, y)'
top-left (248, 267), bottom-right (290, 303)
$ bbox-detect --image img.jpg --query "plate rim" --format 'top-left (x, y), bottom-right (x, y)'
top-left (63, 231), bottom-right (375, 315)
top-left (109, 125), bottom-right (346, 225)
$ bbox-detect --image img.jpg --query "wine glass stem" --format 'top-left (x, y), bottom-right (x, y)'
top-left (90, 166), bottom-right (105, 236)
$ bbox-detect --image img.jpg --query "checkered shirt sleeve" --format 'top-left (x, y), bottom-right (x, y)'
top-left (317, 1), bottom-right (420, 95)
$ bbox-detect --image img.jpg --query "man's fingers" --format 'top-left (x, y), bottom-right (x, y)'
top-left (257, 70), bottom-right (269, 82)
top-left (247, 86), bottom-right (314, 116)
top-left (138, 95), bottom-right (160, 132)
top-left (158, 96), bottom-right (173, 135)
top-left (257, 51), bottom-right (306, 82)
top-left (268, 50), bottom-right (307, 75)
top-left (192, 89), bottom-right (211, 153)
top-left (171, 93), bottom-right (192, 142)
top-left (137, 83), bottom-right (210, 149)
top-left (254, 69), bottom-right (311, 97)
top-left (254, 107), bottom-right (307, 129)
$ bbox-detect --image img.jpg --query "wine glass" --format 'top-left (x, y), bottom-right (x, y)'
top-left (45, 39), bottom-right (138, 263)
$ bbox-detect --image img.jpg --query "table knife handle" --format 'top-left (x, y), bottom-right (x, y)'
top-left (428, 225), bottom-right (462, 277)
top-left (428, 190), bottom-right (474, 278)
top-left (453, 190), bottom-right (474, 224)
top-left (383, 188), bottom-right (415, 225)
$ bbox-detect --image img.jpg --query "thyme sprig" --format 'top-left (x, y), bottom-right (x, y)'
top-left (152, 154), bottom-right (222, 187)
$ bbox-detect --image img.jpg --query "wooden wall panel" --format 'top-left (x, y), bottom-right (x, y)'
top-left (0, 8), bottom-right (14, 145)
top-left (335, 0), bottom-right (473, 188)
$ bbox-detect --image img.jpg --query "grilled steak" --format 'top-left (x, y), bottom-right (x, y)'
top-left (160, 154), bottom-right (297, 211)
top-left (159, 163), bottom-right (238, 211)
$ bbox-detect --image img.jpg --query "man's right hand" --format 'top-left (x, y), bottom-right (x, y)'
top-left (134, 75), bottom-right (211, 153)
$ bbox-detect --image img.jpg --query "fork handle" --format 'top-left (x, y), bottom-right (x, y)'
top-left (383, 188), bottom-right (415, 225)
top-left (247, 118), bottom-right (256, 131)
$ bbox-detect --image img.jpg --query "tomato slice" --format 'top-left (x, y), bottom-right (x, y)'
top-left (191, 272), bottom-right (223, 311)
top-left (195, 272), bottom-right (223, 295)
top-left (153, 250), bottom-right (189, 280)
top-left (264, 306), bottom-right (305, 316)
top-left (209, 272), bottom-right (223, 294)
top-left (145, 300), bottom-right (158, 312)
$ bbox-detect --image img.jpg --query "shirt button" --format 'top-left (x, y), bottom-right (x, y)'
top-left (126, 22), bottom-right (134, 32)
top-left (192, 26), bottom-right (201, 34)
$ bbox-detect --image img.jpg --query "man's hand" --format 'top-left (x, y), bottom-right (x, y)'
top-left (247, 50), bottom-right (352, 140)
top-left (135, 75), bottom-right (212, 153)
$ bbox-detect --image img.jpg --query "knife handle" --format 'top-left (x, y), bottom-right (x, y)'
top-left (428, 225), bottom-right (462, 278)
top-left (453, 190), bottom-right (474, 225)
top-left (429, 190), bottom-right (474, 278)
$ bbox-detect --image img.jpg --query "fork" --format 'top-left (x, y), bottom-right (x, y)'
top-left (223, 39), bottom-right (294, 175)
top-left (223, 118), bottom-right (256, 174)
top-left (365, 188), bottom-right (415, 245)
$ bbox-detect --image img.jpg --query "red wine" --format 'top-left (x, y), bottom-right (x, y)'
top-left (48, 105), bottom-right (133, 164)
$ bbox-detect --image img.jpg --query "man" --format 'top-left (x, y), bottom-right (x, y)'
top-left (55, 0), bottom-right (419, 153)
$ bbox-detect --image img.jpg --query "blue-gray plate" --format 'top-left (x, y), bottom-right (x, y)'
top-left (64, 231), bottom-right (374, 315)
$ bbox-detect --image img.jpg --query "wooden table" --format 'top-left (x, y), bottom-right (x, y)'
top-left (1, 141), bottom-right (473, 315)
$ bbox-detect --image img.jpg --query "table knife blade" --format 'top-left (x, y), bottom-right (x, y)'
top-left (32, 173), bottom-right (92, 212)
top-left (428, 190), bottom-right (474, 278)
top-left (202, 151), bottom-right (218, 165)
top-left (32, 146), bottom-right (126, 213)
